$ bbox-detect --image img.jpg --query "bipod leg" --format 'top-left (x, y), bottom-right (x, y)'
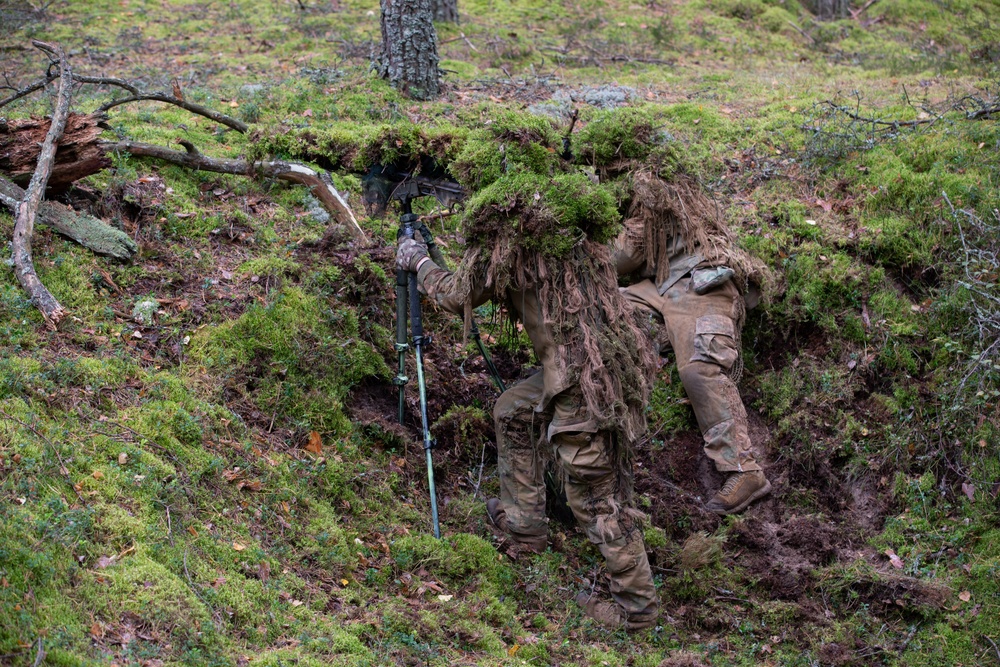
top-left (403, 206), bottom-right (440, 538)
top-left (409, 269), bottom-right (440, 539)
top-left (394, 266), bottom-right (409, 425)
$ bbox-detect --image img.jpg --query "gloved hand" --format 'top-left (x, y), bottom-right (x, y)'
top-left (396, 237), bottom-right (429, 273)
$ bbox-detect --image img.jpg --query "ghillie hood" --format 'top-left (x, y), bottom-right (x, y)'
top-left (622, 169), bottom-right (776, 300)
top-left (450, 172), bottom-right (656, 448)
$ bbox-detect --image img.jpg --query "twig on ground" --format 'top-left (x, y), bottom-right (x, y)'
top-left (11, 40), bottom-right (71, 328)
top-left (1, 408), bottom-right (86, 505)
top-left (983, 635), bottom-right (1000, 663)
top-left (32, 639), bottom-right (45, 667)
top-left (786, 21), bottom-right (816, 43)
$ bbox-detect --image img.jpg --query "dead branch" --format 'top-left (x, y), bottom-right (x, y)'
top-left (0, 70), bottom-right (247, 133)
top-left (108, 140), bottom-right (369, 245)
top-left (0, 175), bottom-right (138, 260)
top-left (12, 40), bottom-right (72, 328)
top-left (0, 76), bottom-right (49, 110)
top-left (96, 92), bottom-right (248, 133)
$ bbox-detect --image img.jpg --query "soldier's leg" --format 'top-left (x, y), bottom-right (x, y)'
top-left (491, 372), bottom-right (548, 544)
top-left (659, 278), bottom-right (760, 473)
top-left (548, 387), bottom-right (657, 621)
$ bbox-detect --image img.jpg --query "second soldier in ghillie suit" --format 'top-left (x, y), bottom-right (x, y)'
top-left (575, 106), bottom-right (777, 515)
top-left (397, 167), bottom-right (660, 631)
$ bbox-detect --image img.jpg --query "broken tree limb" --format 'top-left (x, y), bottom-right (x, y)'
top-left (0, 71), bottom-right (247, 133)
top-left (0, 175), bottom-right (138, 261)
top-left (12, 40), bottom-right (72, 328)
top-left (107, 139), bottom-right (369, 245)
top-left (96, 93), bottom-right (248, 133)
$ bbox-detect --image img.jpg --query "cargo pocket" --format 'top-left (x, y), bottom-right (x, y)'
top-left (691, 314), bottom-right (738, 370)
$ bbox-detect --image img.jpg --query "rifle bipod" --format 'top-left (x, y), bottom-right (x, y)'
top-left (395, 199), bottom-right (440, 539)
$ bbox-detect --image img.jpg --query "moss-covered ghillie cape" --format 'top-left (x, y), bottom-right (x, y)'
top-left (252, 105), bottom-right (773, 446)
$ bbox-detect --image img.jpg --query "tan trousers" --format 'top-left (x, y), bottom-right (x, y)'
top-left (625, 277), bottom-right (760, 473)
top-left (493, 373), bottom-right (657, 617)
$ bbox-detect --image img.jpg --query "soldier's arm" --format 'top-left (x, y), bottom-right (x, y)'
top-left (416, 261), bottom-right (494, 315)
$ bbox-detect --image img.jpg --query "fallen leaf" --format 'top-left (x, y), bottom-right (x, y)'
top-left (118, 452), bottom-right (128, 465)
top-left (306, 431), bottom-right (323, 455)
top-left (508, 644), bottom-right (521, 656)
top-left (885, 548), bottom-right (904, 569)
top-left (92, 470), bottom-right (105, 480)
top-left (340, 578), bottom-right (349, 586)
top-left (962, 482), bottom-right (975, 501)
top-left (229, 100), bottom-right (239, 108)
top-left (959, 590), bottom-right (972, 602)
top-left (188, 526), bottom-right (198, 536)
top-left (437, 594), bottom-right (453, 602)
top-left (302, 108), bottom-right (313, 117)
top-left (233, 541), bottom-right (246, 551)
top-left (96, 555), bottom-right (115, 568)
top-left (290, 599), bottom-right (304, 606)
top-left (281, 501), bottom-right (291, 514)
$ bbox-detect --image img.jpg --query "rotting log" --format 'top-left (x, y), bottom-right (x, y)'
top-left (0, 112), bottom-right (111, 190)
top-left (12, 40), bottom-right (72, 329)
top-left (0, 175), bottom-right (138, 261)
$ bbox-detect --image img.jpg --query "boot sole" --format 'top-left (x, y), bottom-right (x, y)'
top-left (707, 479), bottom-right (772, 515)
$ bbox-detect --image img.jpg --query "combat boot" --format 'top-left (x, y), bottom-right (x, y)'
top-left (486, 498), bottom-right (547, 553)
top-left (705, 470), bottom-right (771, 515)
top-left (575, 592), bottom-right (658, 632)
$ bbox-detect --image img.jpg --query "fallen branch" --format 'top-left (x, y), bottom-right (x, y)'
top-left (0, 175), bottom-right (138, 260)
top-left (108, 139), bottom-right (369, 245)
top-left (0, 72), bottom-right (247, 133)
top-left (12, 40), bottom-right (71, 328)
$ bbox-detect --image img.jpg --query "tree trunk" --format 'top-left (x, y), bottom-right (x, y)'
top-left (801, 0), bottom-right (850, 19)
top-left (377, 0), bottom-right (440, 100)
top-left (431, 0), bottom-right (458, 23)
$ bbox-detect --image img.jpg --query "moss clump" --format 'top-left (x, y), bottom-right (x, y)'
top-left (450, 109), bottom-right (563, 190)
top-left (574, 105), bottom-right (680, 176)
top-left (463, 171), bottom-right (620, 257)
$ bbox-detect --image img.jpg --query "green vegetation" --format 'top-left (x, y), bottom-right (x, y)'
top-left (1, 0), bottom-right (999, 664)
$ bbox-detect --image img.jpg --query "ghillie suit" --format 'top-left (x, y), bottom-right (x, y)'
top-left (576, 105), bottom-right (775, 513)
top-left (399, 158), bottom-right (659, 622)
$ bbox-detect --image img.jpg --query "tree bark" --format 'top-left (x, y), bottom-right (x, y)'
top-left (0, 175), bottom-right (138, 261)
top-left (0, 112), bottom-right (111, 191)
top-left (377, 0), bottom-right (441, 100)
top-left (431, 0), bottom-right (458, 23)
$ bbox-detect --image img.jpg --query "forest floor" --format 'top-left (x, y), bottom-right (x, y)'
top-left (1, 0), bottom-right (999, 665)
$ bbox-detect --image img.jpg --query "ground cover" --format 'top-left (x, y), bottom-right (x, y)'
top-left (1, 0), bottom-right (999, 665)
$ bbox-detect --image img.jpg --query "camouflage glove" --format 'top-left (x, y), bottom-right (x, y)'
top-left (396, 237), bottom-right (429, 273)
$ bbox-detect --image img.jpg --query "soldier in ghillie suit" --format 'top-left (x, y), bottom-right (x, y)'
top-left (396, 169), bottom-right (660, 631)
top-left (571, 105), bottom-right (775, 515)
top-left (612, 169), bottom-right (774, 514)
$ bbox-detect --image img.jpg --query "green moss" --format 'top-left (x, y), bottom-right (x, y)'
top-left (463, 170), bottom-right (621, 256)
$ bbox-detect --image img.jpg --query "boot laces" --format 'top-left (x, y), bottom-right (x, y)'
top-left (719, 472), bottom-right (745, 496)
